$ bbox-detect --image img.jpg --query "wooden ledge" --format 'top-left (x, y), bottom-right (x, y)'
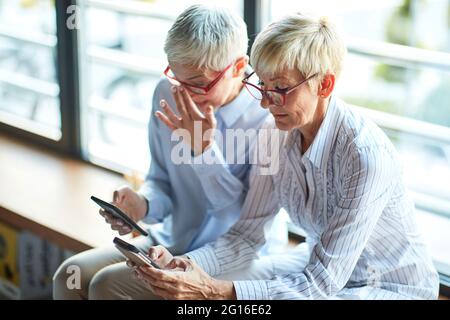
top-left (0, 132), bottom-right (126, 252)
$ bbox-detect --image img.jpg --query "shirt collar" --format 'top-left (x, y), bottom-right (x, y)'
top-left (285, 96), bottom-right (343, 170)
top-left (215, 66), bottom-right (255, 128)
top-left (304, 96), bottom-right (342, 170)
top-left (285, 129), bottom-right (300, 151)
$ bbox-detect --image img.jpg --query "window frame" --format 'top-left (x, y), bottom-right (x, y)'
top-left (0, 0), bottom-right (258, 164)
top-left (0, 0), bottom-right (81, 156)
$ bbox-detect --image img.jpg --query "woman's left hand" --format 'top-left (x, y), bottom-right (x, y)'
top-left (134, 257), bottom-right (236, 300)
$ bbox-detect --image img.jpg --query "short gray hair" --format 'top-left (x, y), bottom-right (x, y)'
top-left (251, 12), bottom-right (347, 89)
top-left (164, 4), bottom-right (248, 71)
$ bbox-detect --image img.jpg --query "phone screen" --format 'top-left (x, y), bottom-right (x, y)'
top-left (91, 195), bottom-right (149, 236)
top-left (113, 237), bottom-right (161, 269)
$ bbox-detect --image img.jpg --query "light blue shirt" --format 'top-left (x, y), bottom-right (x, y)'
top-left (139, 78), bottom-right (270, 255)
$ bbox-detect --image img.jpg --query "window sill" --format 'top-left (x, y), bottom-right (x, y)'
top-left (0, 132), bottom-right (126, 252)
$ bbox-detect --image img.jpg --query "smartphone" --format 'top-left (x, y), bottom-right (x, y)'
top-left (91, 195), bottom-right (149, 237)
top-left (113, 237), bottom-right (161, 269)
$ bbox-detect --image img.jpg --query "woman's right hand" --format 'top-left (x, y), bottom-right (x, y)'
top-left (99, 186), bottom-right (148, 236)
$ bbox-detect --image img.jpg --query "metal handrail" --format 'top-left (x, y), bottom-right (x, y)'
top-left (87, 46), bottom-right (162, 76)
top-left (0, 71), bottom-right (59, 97)
top-left (0, 24), bottom-right (56, 48)
top-left (88, 95), bottom-right (148, 125)
top-left (350, 104), bottom-right (450, 146)
top-left (346, 36), bottom-right (450, 71)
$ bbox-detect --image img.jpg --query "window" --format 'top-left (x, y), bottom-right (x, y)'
top-left (77, 0), bottom-right (243, 174)
top-left (267, 0), bottom-right (450, 215)
top-left (267, 0), bottom-right (450, 276)
top-left (0, 0), bottom-right (60, 141)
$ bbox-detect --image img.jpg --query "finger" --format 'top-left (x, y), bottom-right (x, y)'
top-left (172, 86), bottom-right (188, 118)
top-left (180, 87), bottom-right (204, 120)
top-left (146, 278), bottom-right (180, 295)
top-left (109, 219), bottom-right (125, 229)
top-left (104, 211), bottom-right (115, 219)
top-left (160, 100), bottom-right (181, 125)
top-left (148, 245), bottom-right (166, 260)
top-left (135, 268), bottom-right (160, 286)
top-left (110, 221), bottom-right (127, 231)
top-left (205, 105), bottom-right (216, 127)
top-left (101, 211), bottom-right (113, 220)
top-left (118, 227), bottom-right (132, 235)
top-left (155, 111), bottom-right (178, 131)
top-left (126, 260), bottom-right (136, 268)
top-left (166, 258), bottom-right (189, 271)
top-left (106, 218), bottom-right (117, 226)
top-left (136, 269), bottom-right (179, 295)
top-left (115, 220), bottom-right (124, 226)
top-left (135, 270), bottom-right (153, 288)
top-left (112, 189), bottom-right (125, 204)
top-left (103, 213), bottom-right (115, 224)
top-left (145, 267), bottom-right (180, 283)
top-left (139, 266), bottom-right (177, 283)
top-left (105, 216), bottom-right (121, 225)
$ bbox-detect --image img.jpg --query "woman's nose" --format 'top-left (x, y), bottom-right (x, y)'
top-left (260, 96), bottom-right (271, 109)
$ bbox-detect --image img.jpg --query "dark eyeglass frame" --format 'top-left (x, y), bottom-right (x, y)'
top-left (164, 63), bottom-right (233, 95)
top-left (242, 71), bottom-right (318, 106)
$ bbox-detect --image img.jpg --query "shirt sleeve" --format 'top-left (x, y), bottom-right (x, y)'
top-left (235, 145), bottom-right (399, 300)
top-left (139, 85), bottom-right (173, 224)
top-left (186, 123), bottom-right (283, 276)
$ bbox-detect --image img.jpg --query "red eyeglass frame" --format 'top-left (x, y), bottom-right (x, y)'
top-left (164, 63), bottom-right (233, 95)
top-left (242, 71), bottom-right (318, 106)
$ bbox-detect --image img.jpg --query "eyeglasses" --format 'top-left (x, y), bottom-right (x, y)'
top-left (164, 64), bottom-right (232, 95)
top-left (242, 71), bottom-right (318, 106)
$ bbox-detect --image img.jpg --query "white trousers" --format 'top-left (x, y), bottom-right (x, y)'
top-left (53, 239), bottom-right (404, 300)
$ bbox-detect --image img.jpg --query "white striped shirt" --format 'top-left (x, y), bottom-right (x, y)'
top-left (187, 97), bottom-right (439, 300)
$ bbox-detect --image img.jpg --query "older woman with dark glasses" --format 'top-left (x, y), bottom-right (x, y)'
top-left (137, 12), bottom-right (439, 300)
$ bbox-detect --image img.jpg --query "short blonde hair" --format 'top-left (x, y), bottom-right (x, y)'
top-left (251, 12), bottom-right (347, 89)
top-left (164, 4), bottom-right (248, 71)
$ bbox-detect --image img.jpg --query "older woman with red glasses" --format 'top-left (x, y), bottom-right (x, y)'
top-left (136, 12), bottom-right (439, 300)
top-left (53, 4), bottom-right (287, 300)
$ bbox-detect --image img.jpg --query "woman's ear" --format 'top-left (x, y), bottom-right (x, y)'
top-left (233, 55), bottom-right (249, 77)
top-left (317, 73), bottom-right (335, 98)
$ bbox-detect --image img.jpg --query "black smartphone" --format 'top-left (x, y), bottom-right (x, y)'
top-left (113, 237), bottom-right (160, 269)
top-left (91, 195), bottom-right (149, 237)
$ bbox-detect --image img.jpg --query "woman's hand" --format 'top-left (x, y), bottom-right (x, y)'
top-left (126, 245), bottom-right (174, 271)
top-left (147, 245), bottom-right (174, 268)
top-left (155, 86), bottom-right (217, 156)
top-left (99, 186), bottom-right (148, 236)
top-left (134, 256), bottom-right (236, 300)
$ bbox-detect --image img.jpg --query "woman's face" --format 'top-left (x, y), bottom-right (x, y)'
top-left (169, 62), bottom-right (242, 112)
top-left (259, 69), bottom-right (320, 131)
